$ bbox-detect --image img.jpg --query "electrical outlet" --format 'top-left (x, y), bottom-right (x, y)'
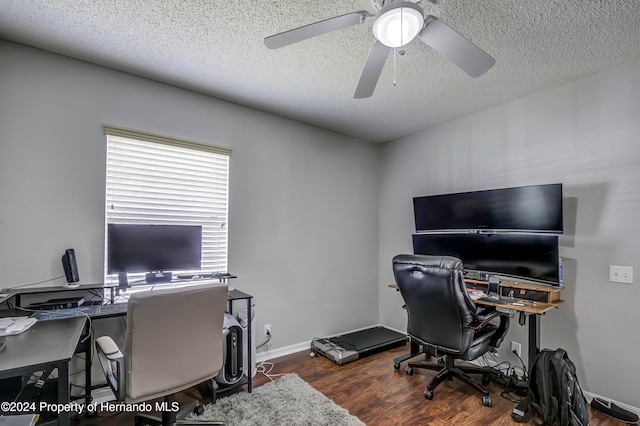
top-left (610, 265), bottom-right (633, 284)
top-left (264, 324), bottom-right (271, 337)
top-left (511, 341), bottom-right (521, 358)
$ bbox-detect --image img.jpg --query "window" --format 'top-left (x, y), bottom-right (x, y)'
top-left (104, 125), bottom-right (231, 284)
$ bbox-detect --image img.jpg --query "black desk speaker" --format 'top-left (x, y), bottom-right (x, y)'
top-left (62, 248), bottom-right (79, 283)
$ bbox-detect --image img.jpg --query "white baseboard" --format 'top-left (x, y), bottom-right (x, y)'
top-left (256, 341), bottom-right (312, 364)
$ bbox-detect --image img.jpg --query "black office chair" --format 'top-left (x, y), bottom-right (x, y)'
top-left (392, 254), bottom-right (509, 406)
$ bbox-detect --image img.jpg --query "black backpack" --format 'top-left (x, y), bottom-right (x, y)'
top-left (526, 348), bottom-right (589, 426)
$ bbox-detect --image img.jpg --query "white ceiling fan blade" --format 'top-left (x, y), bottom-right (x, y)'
top-left (354, 40), bottom-right (391, 99)
top-left (264, 11), bottom-right (371, 49)
top-left (418, 16), bottom-right (495, 77)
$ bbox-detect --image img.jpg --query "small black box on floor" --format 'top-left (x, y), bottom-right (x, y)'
top-left (312, 326), bottom-right (407, 365)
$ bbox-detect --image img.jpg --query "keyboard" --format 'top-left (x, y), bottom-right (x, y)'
top-left (97, 303), bottom-right (128, 315)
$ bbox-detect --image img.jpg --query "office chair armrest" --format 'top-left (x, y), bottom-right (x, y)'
top-left (473, 308), bottom-right (511, 348)
top-left (470, 308), bottom-right (502, 329)
top-left (490, 314), bottom-right (510, 349)
top-left (96, 336), bottom-right (122, 359)
top-left (95, 336), bottom-right (126, 401)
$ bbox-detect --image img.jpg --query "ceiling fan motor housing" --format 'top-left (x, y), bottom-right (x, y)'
top-left (372, 1), bottom-right (424, 48)
top-left (372, 0), bottom-right (424, 10)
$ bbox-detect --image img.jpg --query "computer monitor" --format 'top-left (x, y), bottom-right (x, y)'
top-left (107, 224), bottom-right (202, 278)
top-left (412, 233), bottom-right (560, 285)
top-left (413, 183), bottom-right (563, 234)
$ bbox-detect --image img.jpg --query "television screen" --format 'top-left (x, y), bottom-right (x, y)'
top-left (107, 224), bottom-right (202, 274)
top-left (413, 183), bottom-right (563, 233)
top-left (412, 233), bottom-right (560, 285)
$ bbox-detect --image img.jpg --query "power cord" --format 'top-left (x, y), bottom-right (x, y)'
top-left (16, 305), bottom-right (93, 344)
top-left (479, 350), bottom-right (528, 403)
top-left (481, 350), bottom-right (512, 376)
top-left (255, 329), bottom-right (287, 382)
top-left (256, 329), bottom-right (272, 351)
top-left (477, 352), bottom-right (511, 389)
top-left (255, 360), bottom-right (287, 382)
top-left (501, 349), bottom-right (529, 402)
top-left (511, 349), bottom-right (528, 379)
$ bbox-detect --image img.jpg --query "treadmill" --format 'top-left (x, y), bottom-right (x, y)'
top-left (312, 326), bottom-right (407, 365)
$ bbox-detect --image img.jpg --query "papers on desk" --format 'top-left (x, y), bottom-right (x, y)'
top-left (467, 288), bottom-right (485, 300)
top-left (0, 317), bottom-right (37, 336)
top-left (0, 317), bottom-right (18, 329)
top-left (0, 415), bottom-right (39, 426)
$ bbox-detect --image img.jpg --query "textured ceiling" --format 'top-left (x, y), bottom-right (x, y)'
top-left (1, 0), bottom-right (640, 142)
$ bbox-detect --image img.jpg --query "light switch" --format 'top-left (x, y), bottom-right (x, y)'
top-left (610, 265), bottom-right (633, 284)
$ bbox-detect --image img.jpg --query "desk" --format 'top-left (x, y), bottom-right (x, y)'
top-left (390, 280), bottom-right (563, 370)
top-left (0, 316), bottom-right (85, 426)
top-left (474, 297), bottom-right (560, 369)
top-left (4, 282), bottom-right (254, 413)
top-left (4, 285), bottom-right (127, 411)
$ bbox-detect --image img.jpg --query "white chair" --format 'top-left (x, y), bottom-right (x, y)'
top-left (95, 283), bottom-right (228, 425)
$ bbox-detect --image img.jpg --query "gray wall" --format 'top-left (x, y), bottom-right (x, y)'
top-left (0, 40), bottom-right (380, 350)
top-left (378, 58), bottom-right (640, 407)
top-left (3, 38), bottom-right (639, 408)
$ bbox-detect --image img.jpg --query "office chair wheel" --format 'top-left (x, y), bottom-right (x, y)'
top-left (424, 389), bottom-right (434, 400)
top-left (194, 405), bottom-right (205, 416)
top-left (482, 395), bottom-right (492, 407)
top-left (405, 366), bottom-right (413, 376)
top-left (393, 361), bottom-right (401, 370)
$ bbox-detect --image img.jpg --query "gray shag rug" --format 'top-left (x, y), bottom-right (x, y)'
top-left (187, 373), bottom-right (365, 426)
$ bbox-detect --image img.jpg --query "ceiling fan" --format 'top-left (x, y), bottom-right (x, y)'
top-left (264, 0), bottom-right (495, 99)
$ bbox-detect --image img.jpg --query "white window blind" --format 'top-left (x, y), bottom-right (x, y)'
top-left (104, 125), bottom-right (231, 282)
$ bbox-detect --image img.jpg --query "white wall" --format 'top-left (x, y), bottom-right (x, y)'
top-left (0, 40), bottom-right (380, 349)
top-left (378, 58), bottom-right (640, 407)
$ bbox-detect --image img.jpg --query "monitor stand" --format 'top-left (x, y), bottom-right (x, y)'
top-left (118, 272), bottom-right (129, 288)
top-left (145, 271), bottom-right (172, 284)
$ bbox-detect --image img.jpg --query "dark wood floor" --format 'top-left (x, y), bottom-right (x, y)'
top-left (74, 344), bottom-right (624, 425)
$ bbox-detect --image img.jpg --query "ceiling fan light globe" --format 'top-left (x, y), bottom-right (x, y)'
top-left (373, 4), bottom-right (423, 48)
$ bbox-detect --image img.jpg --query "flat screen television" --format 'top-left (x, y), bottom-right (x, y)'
top-left (412, 233), bottom-right (560, 285)
top-left (413, 183), bottom-right (563, 234)
top-left (107, 224), bottom-right (202, 275)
